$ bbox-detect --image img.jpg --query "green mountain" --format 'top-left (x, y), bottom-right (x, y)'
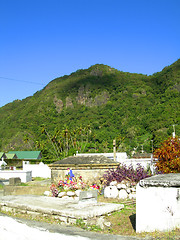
top-left (0, 60), bottom-right (179, 159)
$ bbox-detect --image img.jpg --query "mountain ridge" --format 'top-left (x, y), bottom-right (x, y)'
top-left (0, 60), bottom-right (179, 159)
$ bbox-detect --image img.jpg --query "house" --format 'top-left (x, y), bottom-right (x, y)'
top-left (7, 151), bottom-right (42, 160)
top-left (5, 153), bottom-right (18, 159)
top-left (0, 152), bottom-right (6, 160)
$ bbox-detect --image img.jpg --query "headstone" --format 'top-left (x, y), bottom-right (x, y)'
top-left (9, 177), bottom-right (21, 185)
top-left (136, 173), bottom-right (180, 232)
top-left (79, 190), bottom-right (97, 204)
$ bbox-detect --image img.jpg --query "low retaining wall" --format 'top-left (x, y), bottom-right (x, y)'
top-left (0, 170), bottom-right (32, 183)
top-left (3, 186), bottom-right (49, 196)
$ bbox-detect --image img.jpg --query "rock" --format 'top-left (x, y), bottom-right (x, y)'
top-left (104, 221), bottom-right (111, 227)
top-left (96, 217), bottom-right (105, 229)
top-left (131, 187), bottom-right (136, 192)
top-left (62, 196), bottom-right (70, 200)
top-left (44, 191), bottom-right (51, 196)
top-left (67, 191), bottom-right (75, 197)
top-left (110, 181), bottom-right (117, 186)
top-left (126, 188), bottom-right (131, 194)
top-left (75, 190), bottom-right (81, 197)
top-left (104, 186), bottom-right (119, 198)
top-left (58, 192), bottom-right (66, 198)
top-left (117, 183), bottom-right (127, 189)
top-left (119, 189), bottom-right (128, 199)
top-left (129, 193), bottom-right (136, 199)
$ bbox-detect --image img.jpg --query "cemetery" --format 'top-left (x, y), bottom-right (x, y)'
top-left (0, 145), bottom-right (180, 238)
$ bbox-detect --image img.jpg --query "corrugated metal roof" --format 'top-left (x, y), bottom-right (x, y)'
top-left (7, 151), bottom-right (42, 160)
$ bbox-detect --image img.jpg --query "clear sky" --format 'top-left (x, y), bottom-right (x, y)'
top-left (0, 0), bottom-right (179, 107)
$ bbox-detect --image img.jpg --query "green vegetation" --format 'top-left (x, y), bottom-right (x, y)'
top-left (0, 60), bottom-right (179, 160)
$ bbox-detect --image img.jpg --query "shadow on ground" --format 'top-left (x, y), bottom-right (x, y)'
top-left (129, 214), bottom-right (136, 231)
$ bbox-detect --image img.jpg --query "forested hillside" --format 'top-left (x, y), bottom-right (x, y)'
top-left (0, 60), bottom-right (179, 160)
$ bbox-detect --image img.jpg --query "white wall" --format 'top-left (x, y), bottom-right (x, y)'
top-left (136, 183), bottom-right (180, 232)
top-left (0, 170), bottom-right (32, 183)
top-left (121, 158), bottom-right (152, 169)
top-left (23, 162), bottom-right (51, 178)
top-left (76, 153), bottom-right (152, 170)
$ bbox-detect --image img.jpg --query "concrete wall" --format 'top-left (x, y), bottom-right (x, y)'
top-left (122, 158), bottom-right (152, 169)
top-left (76, 153), bottom-right (152, 170)
top-left (0, 170), bottom-right (32, 183)
top-left (23, 161), bottom-right (51, 178)
top-left (136, 183), bottom-right (180, 232)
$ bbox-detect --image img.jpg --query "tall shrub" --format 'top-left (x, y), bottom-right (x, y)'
top-left (154, 136), bottom-right (180, 173)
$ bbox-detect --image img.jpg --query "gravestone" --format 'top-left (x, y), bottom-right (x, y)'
top-left (9, 177), bottom-right (21, 185)
top-left (136, 173), bottom-right (180, 232)
top-left (79, 190), bottom-right (97, 204)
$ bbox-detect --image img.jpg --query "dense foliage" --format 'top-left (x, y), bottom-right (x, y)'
top-left (102, 164), bottom-right (151, 186)
top-left (0, 60), bottom-right (179, 159)
top-left (154, 137), bottom-right (180, 173)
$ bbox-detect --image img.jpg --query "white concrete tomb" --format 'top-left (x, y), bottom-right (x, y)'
top-left (136, 173), bottom-right (180, 232)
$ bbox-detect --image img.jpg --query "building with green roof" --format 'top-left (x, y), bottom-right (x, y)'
top-left (5, 153), bottom-right (18, 159)
top-left (7, 151), bottom-right (42, 160)
top-left (0, 152), bottom-right (6, 160)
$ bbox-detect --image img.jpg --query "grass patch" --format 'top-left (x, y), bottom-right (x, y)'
top-left (98, 196), bottom-right (180, 239)
top-left (32, 177), bottom-right (48, 181)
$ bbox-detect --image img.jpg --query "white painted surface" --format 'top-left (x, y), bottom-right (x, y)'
top-left (136, 183), bottom-right (180, 232)
top-left (76, 153), bottom-right (152, 169)
top-left (0, 216), bottom-right (89, 240)
top-left (76, 152), bottom-right (128, 162)
top-left (0, 170), bottom-right (32, 182)
top-left (122, 158), bottom-right (152, 169)
top-left (0, 160), bottom-right (7, 170)
top-left (23, 161), bottom-right (51, 178)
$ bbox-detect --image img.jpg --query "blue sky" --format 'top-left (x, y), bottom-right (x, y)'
top-left (0, 0), bottom-right (179, 107)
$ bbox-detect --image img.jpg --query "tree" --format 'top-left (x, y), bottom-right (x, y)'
top-left (154, 136), bottom-right (180, 173)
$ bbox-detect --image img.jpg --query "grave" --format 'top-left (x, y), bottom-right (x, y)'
top-left (9, 177), bottom-right (21, 185)
top-left (0, 195), bottom-right (124, 226)
top-left (79, 190), bottom-right (97, 204)
top-left (136, 173), bottom-right (180, 232)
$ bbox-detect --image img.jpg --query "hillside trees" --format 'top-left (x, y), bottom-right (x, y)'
top-left (0, 61), bottom-right (179, 159)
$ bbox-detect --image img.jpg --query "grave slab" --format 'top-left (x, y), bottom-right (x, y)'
top-left (0, 195), bottom-right (124, 221)
top-left (136, 173), bottom-right (180, 232)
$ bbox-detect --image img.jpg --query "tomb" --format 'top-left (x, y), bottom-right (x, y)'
top-left (50, 155), bottom-right (118, 184)
top-left (136, 173), bottom-right (180, 232)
